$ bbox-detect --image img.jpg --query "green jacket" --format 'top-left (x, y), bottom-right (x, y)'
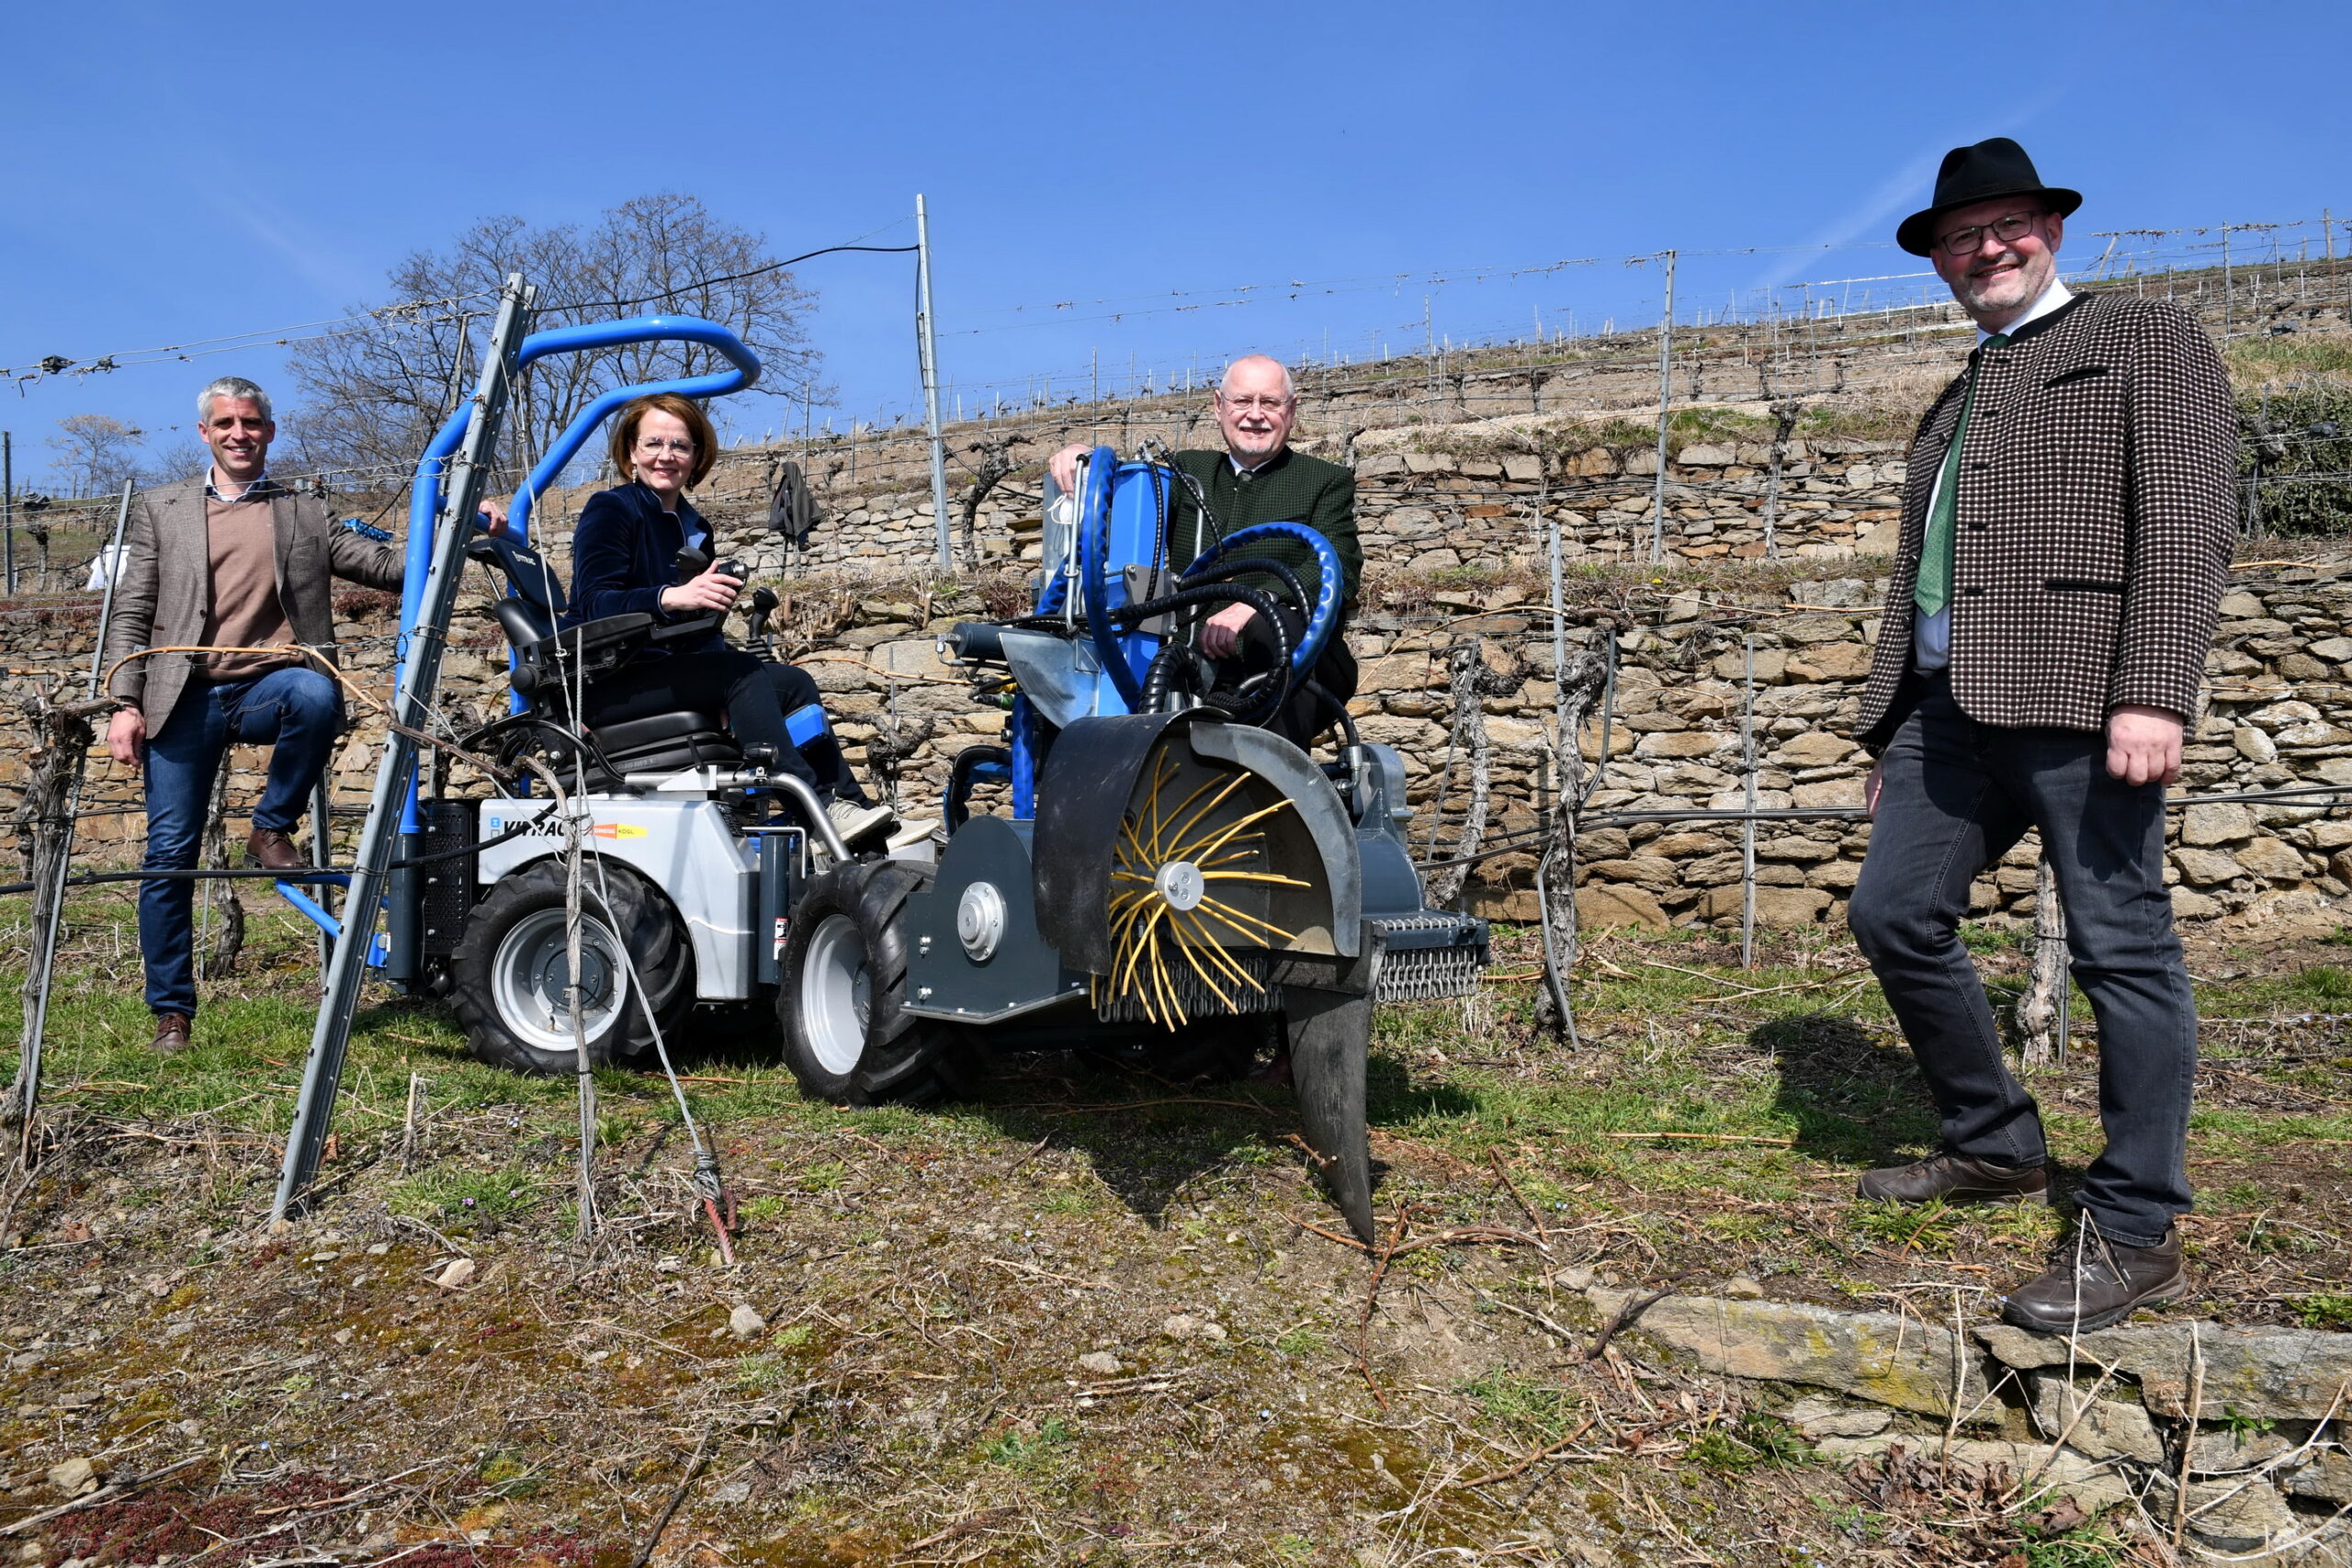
top-left (1166, 446), bottom-right (1360, 615)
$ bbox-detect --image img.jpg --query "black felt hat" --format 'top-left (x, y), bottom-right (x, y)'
top-left (1896, 138), bottom-right (2082, 257)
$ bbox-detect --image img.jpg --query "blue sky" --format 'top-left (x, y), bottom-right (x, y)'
top-left (4, 0), bottom-right (2346, 488)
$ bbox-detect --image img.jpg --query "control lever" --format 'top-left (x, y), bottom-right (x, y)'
top-left (673, 546), bottom-right (711, 584)
top-left (745, 585), bottom-right (780, 646)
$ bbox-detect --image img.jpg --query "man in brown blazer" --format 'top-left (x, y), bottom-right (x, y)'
top-left (100, 377), bottom-right (403, 1054)
top-left (1844, 141), bottom-right (2234, 1333)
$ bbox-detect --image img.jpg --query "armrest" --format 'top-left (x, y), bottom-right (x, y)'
top-left (647, 613), bottom-right (723, 645)
top-left (516, 614), bottom-right (657, 690)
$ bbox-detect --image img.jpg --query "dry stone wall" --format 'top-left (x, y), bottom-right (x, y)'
top-left (10, 549), bottom-right (2352, 941)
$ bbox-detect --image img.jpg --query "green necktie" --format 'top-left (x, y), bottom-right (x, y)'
top-left (1916, 332), bottom-right (2007, 619)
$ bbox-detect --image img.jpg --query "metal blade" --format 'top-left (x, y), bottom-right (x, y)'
top-left (1285, 982), bottom-right (1375, 1245)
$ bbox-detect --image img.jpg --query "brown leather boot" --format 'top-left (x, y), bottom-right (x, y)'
top-left (1856, 1149), bottom-right (2048, 1206)
top-left (245, 828), bottom-right (307, 871)
top-left (2002, 1223), bottom-right (2186, 1334)
top-left (150, 1013), bottom-right (193, 1055)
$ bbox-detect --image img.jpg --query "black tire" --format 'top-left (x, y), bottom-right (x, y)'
top-left (452, 858), bottom-right (695, 1076)
top-left (778, 860), bottom-right (977, 1106)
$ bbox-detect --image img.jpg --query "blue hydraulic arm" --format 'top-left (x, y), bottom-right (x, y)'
top-left (275, 294), bottom-right (760, 1223)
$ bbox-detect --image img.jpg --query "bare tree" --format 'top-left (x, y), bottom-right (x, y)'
top-left (286, 194), bottom-right (828, 483)
top-left (45, 414), bottom-right (145, 498)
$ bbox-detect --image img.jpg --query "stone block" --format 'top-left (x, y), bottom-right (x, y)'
top-left (1792, 778), bottom-right (1867, 809)
top-left (1678, 443), bottom-right (1735, 467)
top-left (2275, 720), bottom-right (2352, 748)
top-left (807, 658), bottom-right (875, 694)
top-left (1772, 731), bottom-right (1858, 766)
top-left (869, 638), bottom-right (944, 678)
top-left (2216, 590), bottom-right (2266, 619)
top-left (1977, 1319), bottom-right (2352, 1420)
top-left (1756, 836), bottom-right (1838, 863)
top-left (1787, 1396), bottom-right (1891, 1440)
top-left (2234, 727), bottom-right (2280, 764)
top-left (1465, 886), bottom-right (1539, 922)
top-left (1787, 644), bottom-right (1875, 682)
top-left (1576, 886), bottom-right (1668, 930)
top-left (2172, 848), bottom-right (2244, 886)
top-left (2287, 1450), bottom-right (2352, 1505)
top-left (1635, 730), bottom-right (1729, 760)
top-left (1600, 1291), bottom-right (1987, 1416)
top-left (1407, 547), bottom-right (1461, 572)
top-left (1696, 885), bottom-right (1832, 924)
top-left (1355, 715), bottom-right (1446, 750)
top-left (1713, 648), bottom-right (1788, 683)
top-left (1583, 857), bottom-right (1681, 894)
top-left (2026, 1374), bottom-right (2165, 1464)
top-left (2235, 837), bottom-right (2310, 881)
top-left (1357, 653), bottom-right (1442, 692)
top-left (2188, 1425), bottom-right (2296, 1475)
top-left (2171, 886), bottom-right (2223, 919)
top-left (2143, 1474), bottom-right (2301, 1552)
top-left (1807, 860), bottom-right (1862, 891)
top-left (1646, 832), bottom-right (1729, 859)
top-left (1503, 455), bottom-right (1544, 482)
top-left (2181, 803), bottom-right (2255, 845)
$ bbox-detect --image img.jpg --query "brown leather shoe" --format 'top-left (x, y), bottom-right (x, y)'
top-left (2002, 1223), bottom-right (2186, 1335)
top-left (150, 1013), bottom-right (193, 1055)
top-left (245, 828), bottom-right (307, 872)
top-left (1856, 1149), bottom-right (2048, 1206)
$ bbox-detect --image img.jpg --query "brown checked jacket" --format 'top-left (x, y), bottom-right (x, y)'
top-left (1855, 289), bottom-right (2236, 751)
top-left (100, 475), bottom-right (403, 731)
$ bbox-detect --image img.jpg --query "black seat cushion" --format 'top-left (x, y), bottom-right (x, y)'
top-left (590, 711), bottom-right (727, 754)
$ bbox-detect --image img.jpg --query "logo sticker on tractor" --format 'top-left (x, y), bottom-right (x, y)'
top-left (486, 818), bottom-right (647, 840)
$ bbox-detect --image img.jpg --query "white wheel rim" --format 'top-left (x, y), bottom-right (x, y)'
top-left (490, 908), bottom-right (629, 1055)
top-left (801, 913), bottom-right (871, 1076)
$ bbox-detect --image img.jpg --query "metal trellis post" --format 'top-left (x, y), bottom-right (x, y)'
top-left (1740, 635), bottom-right (1758, 969)
top-left (11, 479), bottom-right (136, 1160)
top-left (3, 433), bottom-right (13, 595)
top-left (1649, 250), bottom-right (1676, 564)
top-left (272, 274), bottom-right (533, 1225)
top-left (915, 194), bottom-right (952, 570)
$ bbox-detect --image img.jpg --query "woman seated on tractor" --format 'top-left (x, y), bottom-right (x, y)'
top-left (566, 392), bottom-right (895, 848)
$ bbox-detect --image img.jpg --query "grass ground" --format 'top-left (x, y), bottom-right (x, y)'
top-left (0, 887), bottom-right (2346, 1566)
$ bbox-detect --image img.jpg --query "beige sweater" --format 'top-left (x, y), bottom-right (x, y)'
top-left (199, 495), bottom-right (296, 678)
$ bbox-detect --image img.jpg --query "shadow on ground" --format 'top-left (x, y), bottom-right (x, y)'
top-left (1758, 1010), bottom-right (1939, 1167)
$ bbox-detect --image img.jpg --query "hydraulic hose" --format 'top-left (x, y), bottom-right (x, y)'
top-left (1126, 582), bottom-right (1293, 725)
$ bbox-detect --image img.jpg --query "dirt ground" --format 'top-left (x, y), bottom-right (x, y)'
top-left (0, 896), bottom-right (2346, 1567)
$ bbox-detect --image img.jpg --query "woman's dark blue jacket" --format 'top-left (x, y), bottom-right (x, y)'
top-left (562, 480), bottom-right (721, 659)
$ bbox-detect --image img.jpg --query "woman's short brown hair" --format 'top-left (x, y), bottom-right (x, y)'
top-left (609, 393), bottom-right (719, 487)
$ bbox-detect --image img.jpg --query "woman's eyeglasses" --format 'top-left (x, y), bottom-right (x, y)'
top-left (635, 437), bottom-right (695, 456)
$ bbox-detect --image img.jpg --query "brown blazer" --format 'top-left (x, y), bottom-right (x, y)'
top-left (1855, 289), bottom-right (2236, 750)
top-left (99, 475), bottom-right (403, 729)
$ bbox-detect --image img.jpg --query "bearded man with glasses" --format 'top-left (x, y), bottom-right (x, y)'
top-left (1843, 140), bottom-right (2235, 1332)
top-left (1049, 354), bottom-right (1361, 748)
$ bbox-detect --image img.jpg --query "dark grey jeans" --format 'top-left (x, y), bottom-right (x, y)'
top-left (1848, 672), bottom-right (2197, 1247)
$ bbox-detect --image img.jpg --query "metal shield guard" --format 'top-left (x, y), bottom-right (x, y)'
top-left (1284, 930), bottom-right (1385, 1245)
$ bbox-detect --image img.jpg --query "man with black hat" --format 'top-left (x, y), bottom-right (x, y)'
top-left (1843, 140), bottom-right (2235, 1333)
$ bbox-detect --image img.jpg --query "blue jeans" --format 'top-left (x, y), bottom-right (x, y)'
top-left (1847, 671), bottom-right (2198, 1247)
top-left (140, 667), bottom-right (344, 1018)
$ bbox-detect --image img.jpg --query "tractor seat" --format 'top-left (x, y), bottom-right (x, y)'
top-left (467, 532), bottom-right (743, 788)
top-left (584, 710), bottom-right (742, 785)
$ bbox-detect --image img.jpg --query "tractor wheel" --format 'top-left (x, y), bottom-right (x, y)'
top-left (452, 859), bottom-right (695, 1076)
top-left (779, 860), bottom-right (976, 1107)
